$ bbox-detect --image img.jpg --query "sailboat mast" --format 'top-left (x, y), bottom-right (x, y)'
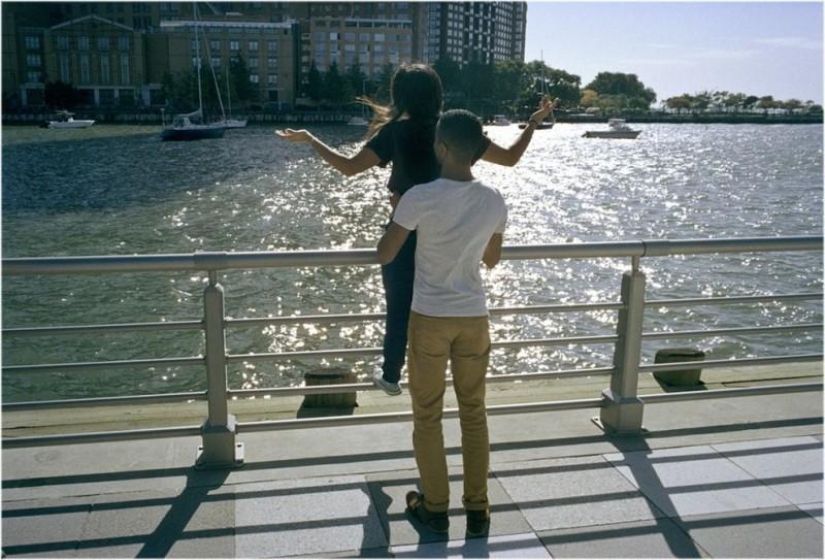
top-left (194, 3), bottom-right (203, 115)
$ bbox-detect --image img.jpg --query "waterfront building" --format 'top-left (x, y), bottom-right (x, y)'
top-left (1, 1), bottom-right (527, 112)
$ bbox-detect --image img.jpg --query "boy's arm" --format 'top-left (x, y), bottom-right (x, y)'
top-left (482, 233), bottom-right (504, 268)
top-left (275, 129), bottom-right (381, 176)
top-left (377, 222), bottom-right (412, 265)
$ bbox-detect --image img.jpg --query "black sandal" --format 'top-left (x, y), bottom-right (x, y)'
top-left (405, 491), bottom-right (449, 534)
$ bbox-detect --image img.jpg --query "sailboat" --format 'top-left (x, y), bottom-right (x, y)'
top-left (222, 67), bottom-right (248, 129)
top-left (161, 4), bottom-right (225, 141)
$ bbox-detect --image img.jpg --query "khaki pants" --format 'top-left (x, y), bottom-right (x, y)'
top-left (407, 311), bottom-right (491, 513)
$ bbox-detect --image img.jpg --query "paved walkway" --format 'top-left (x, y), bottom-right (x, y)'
top-left (2, 391), bottom-right (822, 558)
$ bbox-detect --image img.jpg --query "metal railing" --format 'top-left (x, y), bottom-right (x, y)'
top-left (2, 236), bottom-right (822, 468)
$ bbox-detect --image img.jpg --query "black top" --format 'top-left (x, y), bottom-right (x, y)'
top-left (366, 118), bottom-right (492, 196)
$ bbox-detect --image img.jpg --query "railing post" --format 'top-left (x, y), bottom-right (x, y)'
top-left (196, 270), bottom-right (244, 469)
top-left (598, 257), bottom-right (646, 434)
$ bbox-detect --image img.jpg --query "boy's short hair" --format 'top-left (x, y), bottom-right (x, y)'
top-left (436, 109), bottom-right (484, 164)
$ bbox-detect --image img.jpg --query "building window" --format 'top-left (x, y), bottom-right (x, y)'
top-left (98, 37), bottom-right (110, 51)
top-left (249, 73), bottom-right (259, 84)
top-left (59, 53), bottom-right (70, 82)
top-left (26, 54), bottom-right (42, 67)
top-left (211, 57), bottom-right (221, 67)
top-left (267, 57), bottom-right (277, 68)
top-left (79, 36), bottom-right (90, 51)
top-left (248, 40), bottom-right (259, 51)
top-left (210, 39), bottom-right (221, 52)
top-left (268, 74), bottom-right (277, 85)
top-left (101, 56), bottom-right (111, 84)
top-left (26, 71), bottom-right (41, 83)
top-left (267, 40), bottom-right (277, 51)
top-left (24, 35), bottom-right (40, 49)
top-left (57, 36), bottom-right (70, 50)
top-left (80, 54), bottom-right (90, 83)
top-left (230, 40), bottom-right (239, 51)
top-left (249, 57), bottom-right (259, 68)
top-left (120, 54), bottom-right (130, 85)
top-left (118, 36), bottom-right (130, 51)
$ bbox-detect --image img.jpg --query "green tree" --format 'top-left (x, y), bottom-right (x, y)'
top-left (579, 89), bottom-right (600, 109)
top-left (229, 55), bottom-right (252, 106)
top-left (585, 71), bottom-right (656, 109)
top-left (757, 95), bottom-right (775, 114)
top-left (492, 60), bottom-right (525, 113)
top-left (323, 60), bottom-right (347, 106)
top-left (664, 95), bottom-right (692, 114)
top-left (44, 80), bottom-right (80, 110)
top-left (375, 63), bottom-right (396, 104)
top-left (433, 57), bottom-right (461, 97)
top-left (743, 95), bottom-right (759, 111)
top-left (346, 62), bottom-right (368, 100)
top-left (461, 60), bottom-right (494, 113)
top-left (305, 60), bottom-right (323, 103)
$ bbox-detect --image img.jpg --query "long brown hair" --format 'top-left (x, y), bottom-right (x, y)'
top-left (358, 63), bottom-right (444, 137)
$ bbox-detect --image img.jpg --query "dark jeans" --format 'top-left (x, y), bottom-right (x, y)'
top-left (380, 230), bottom-right (416, 383)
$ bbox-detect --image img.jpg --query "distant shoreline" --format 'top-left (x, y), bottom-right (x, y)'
top-left (2, 111), bottom-right (822, 126)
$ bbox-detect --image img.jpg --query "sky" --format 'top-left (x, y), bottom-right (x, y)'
top-left (524, 1), bottom-right (824, 105)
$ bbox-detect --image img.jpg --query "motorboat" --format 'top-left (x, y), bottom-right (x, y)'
top-left (489, 115), bottom-right (511, 126)
top-left (45, 111), bottom-right (94, 129)
top-left (222, 117), bottom-right (248, 129)
top-left (161, 111), bottom-right (225, 141)
top-left (347, 116), bottom-right (369, 126)
top-left (583, 118), bottom-right (641, 139)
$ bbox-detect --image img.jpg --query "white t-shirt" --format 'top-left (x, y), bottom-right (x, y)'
top-left (392, 178), bottom-right (507, 317)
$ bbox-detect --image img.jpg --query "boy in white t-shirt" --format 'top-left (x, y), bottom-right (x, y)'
top-left (377, 109), bottom-right (507, 537)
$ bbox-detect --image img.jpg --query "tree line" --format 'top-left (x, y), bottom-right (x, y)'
top-left (40, 56), bottom-right (823, 118)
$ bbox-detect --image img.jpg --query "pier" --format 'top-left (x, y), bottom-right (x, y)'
top-left (2, 236), bottom-right (822, 557)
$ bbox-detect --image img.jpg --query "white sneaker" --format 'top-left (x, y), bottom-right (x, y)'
top-left (373, 369), bottom-right (402, 396)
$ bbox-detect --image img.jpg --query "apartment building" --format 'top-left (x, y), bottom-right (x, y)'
top-left (2, 1), bottom-right (526, 111)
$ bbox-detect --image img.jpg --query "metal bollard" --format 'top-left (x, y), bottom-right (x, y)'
top-left (197, 271), bottom-right (244, 469)
top-left (597, 258), bottom-right (646, 434)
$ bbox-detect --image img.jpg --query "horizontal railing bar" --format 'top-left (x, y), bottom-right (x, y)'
top-left (642, 382), bottom-right (823, 403)
top-left (225, 302), bottom-right (625, 329)
top-left (236, 397), bottom-right (605, 433)
top-left (2, 320), bottom-right (203, 337)
top-left (2, 391), bottom-right (207, 412)
top-left (641, 236), bottom-right (823, 257)
top-left (226, 335), bottom-right (619, 363)
top-left (2, 356), bottom-right (204, 374)
top-left (1, 425), bottom-right (203, 448)
top-left (647, 293), bottom-right (823, 307)
top-left (641, 323), bottom-right (823, 341)
top-left (226, 367), bottom-right (617, 399)
top-left (3, 236), bottom-right (820, 276)
top-left (638, 354), bottom-right (823, 373)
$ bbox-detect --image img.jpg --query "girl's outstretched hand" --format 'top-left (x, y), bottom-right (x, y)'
top-left (529, 96), bottom-right (556, 124)
top-left (275, 128), bottom-right (315, 144)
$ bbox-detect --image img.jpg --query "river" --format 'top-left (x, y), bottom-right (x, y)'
top-left (2, 122), bottom-right (822, 402)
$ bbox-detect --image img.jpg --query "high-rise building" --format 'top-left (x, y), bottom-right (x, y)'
top-left (421, 2), bottom-right (527, 66)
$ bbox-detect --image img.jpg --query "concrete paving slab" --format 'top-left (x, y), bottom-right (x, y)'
top-left (391, 532), bottom-right (552, 558)
top-left (1, 495), bottom-right (92, 558)
top-left (365, 467), bottom-right (532, 547)
top-left (674, 506), bottom-right (824, 558)
top-left (798, 503), bottom-right (823, 525)
top-left (494, 456), bottom-right (664, 531)
top-left (604, 445), bottom-right (792, 518)
top-left (537, 518), bottom-right (707, 558)
top-left (232, 475), bottom-right (386, 558)
top-left (75, 486), bottom-right (235, 558)
top-left (711, 436), bottom-right (823, 505)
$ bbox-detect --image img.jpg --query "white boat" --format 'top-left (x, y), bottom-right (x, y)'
top-left (583, 118), bottom-right (641, 139)
top-left (161, 4), bottom-right (225, 141)
top-left (46, 111), bottom-right (94, 129)
top-left (347, 116), bottom-right (369, 126)
top-left (489, 115), bottom-right (511, 126)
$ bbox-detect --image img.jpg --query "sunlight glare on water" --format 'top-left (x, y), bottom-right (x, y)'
top-left (1, 122), bottom-right (822, 400)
